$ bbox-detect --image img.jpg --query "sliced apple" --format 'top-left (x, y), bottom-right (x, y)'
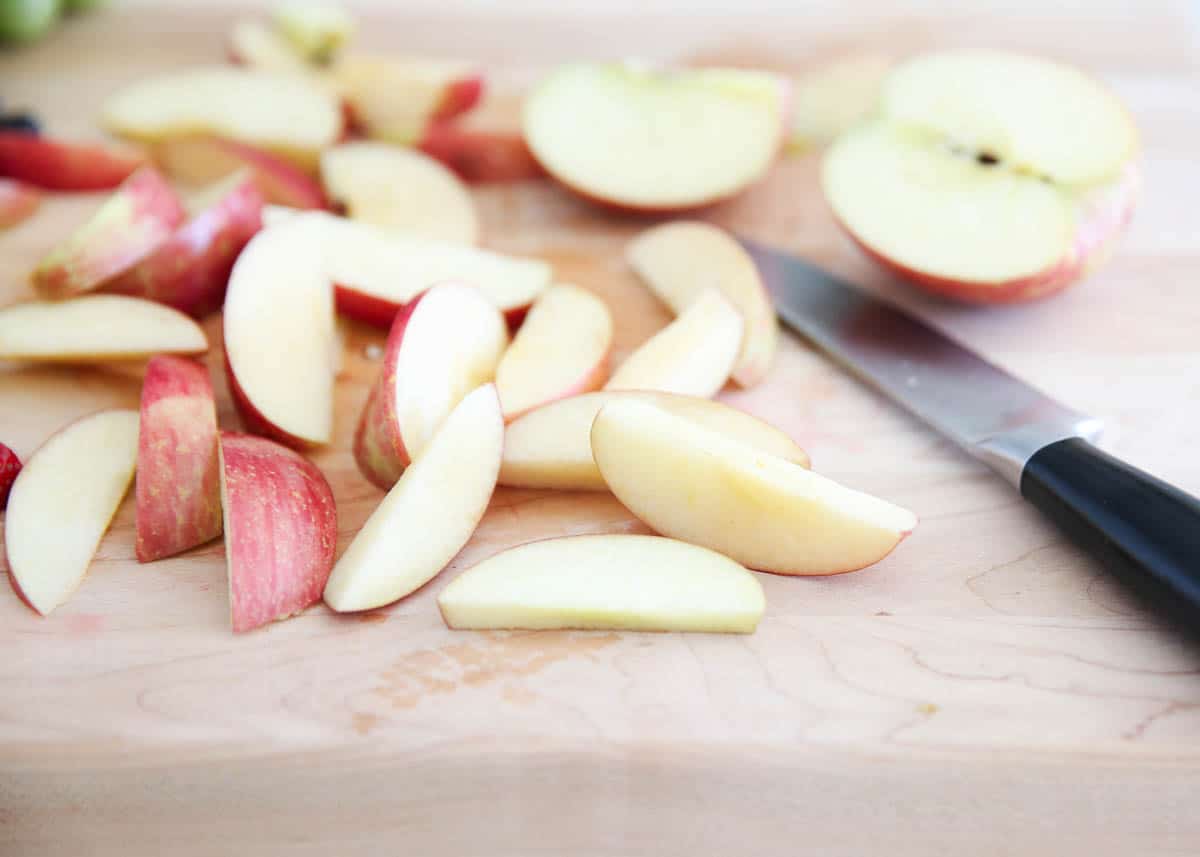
top-left (32, 166), bottom-right (185, 298)
top-left (591, 399), bottom-right (917, 575)
top-left (501, 391), bottom-right (809, 491)
top-left (154, 136), bottom-right (328, 209)
top-left (103, 172), bottom-right (263, 317)
top-left (0, 178), bottom-right (39, 228)
top-left (0, 132), bottom-right (148, 191)
top-left (438, 534), bottom-right (764, 633)
top-left (273, 2), bottom-right (354, 64)
top-left (227, 18), bottom-right (310, 72)
top-left (628, 221), bottom-right (777, 387)
top-left (354, 283), bottom-right (507, 489)
top-left (219, 431), bottom-right (337, 632)
top-left (0, 295), bottom-right (207, 362)
top-left (787, 54), bottom-right (892, 151)
top-left (495, 284), bottom-right (612, 420)
top-left (321, 141), bottom-right (477, 245)
top-left (0, 442), bottom-right (20, 510)
top-left (823, 50), bottom-right (1140, 303)
top-left (605, 288), bottom-right (741, 397)
top-left (4, 410), bottom-right (139, 615)
top-left (524, 62), bottom-right (788, 211)
top-left (223, 215), bottom-right (336, 447)
top-left (417, 123), bottom-right (546, 184)
top-left (102, 67), bottom-right (343, 172)
top-left (326, 384), bottom-right (502, 612)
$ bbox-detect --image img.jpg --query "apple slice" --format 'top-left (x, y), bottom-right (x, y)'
top-left (0, 295), bottom-right (207, 362)
top-left (501, 390), bottom-right (809, 491)
top-left (417, 123), bottom-right (546, 184)
top-left (321, 142), bottom-right (478, 245)
top-left (628, 221), bottom-right (777, 387)
top-left (524, 62), bottom-right (788, 211)
top-left (4, 410), bottom-right (139, 615)
top-left (438, 534), bottom-right (764, 633)
top-left (326, 384), bottom-right (502, 612)
top-left (219, 431), bottom-right (337, 632)
top-left (0, 442), bottom-right (21, 509)
top-left (223, 215), bottom-right (336, 447)
top-left (134, 356), bottom-right (222, 563)
top-left (273, 2), bottom-right (354, 64)
top-left (605, 288), bottom-right (742, 397)
top-left (154, 136), bottom-right (328, 209)
top-left (103, 172), bottom-right (263, 317)
top-left (355, 283), bottom-right (507, 489)
top-left (787, 54), bottom-right (892, 151)
top-left (102, 67), bottom-right (343, 172)
top-left (592, 400), bottom-right (916, 575)
top-left (823, 50), bottom-right (1140, 303)
top-left (227, 18), bottom-right (310, 72)
top-left (0, 178), bottom-right (39, 228)
top-left (0, 132), bottom-right (148, 191)
top-left (32, 166), bottom-right (185, 298)
top-left (495, 284), bottom-right (612, 420)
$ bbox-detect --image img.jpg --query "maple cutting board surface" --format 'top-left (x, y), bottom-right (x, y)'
top-left (3, 2), bottom-right (1200, 855)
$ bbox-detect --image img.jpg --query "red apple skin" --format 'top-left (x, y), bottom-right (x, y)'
top-left (0, 132), bottom-right (148, 192)
top-left (0, 179), bottom-right (39, 228)
top-left (103, 175), bottom-right (264, 317)
top-left (155, 136), bottom-right (328, 210)
top-left (224, 350), bottom-right (320, 451)
top-left (135, 357), bottom-right (223, 563)
top-left (219, 432), bottom-right (337, 632)
top-left (417, 123), bottom-right (546, 184)
top-left (432, 74), bottom-right (485, 121)
top-left (336, 283), bottom-right (530, 331)
top-left (0, 443), bottom-right (20, 510)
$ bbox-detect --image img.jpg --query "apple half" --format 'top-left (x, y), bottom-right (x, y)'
top-left (0, 442), bottom-right (21, 509)
top-left (354, 283), bottom-right (507, 489)
top-left (4, 410), bottom-right (139, 615)
top-left (438, 534), bottom-right (764, 633)
top-left (605, 288), bottom-right (742, 397)
top-left (501, 390), bottom-right (809, 491)
top-left (822, 50), bottom-right (1140, 303)
top-left (0, 178), bottom-right (39, 229)
top-left (0, 131), bottom-right (148, 191)
top-left (495, 283), bottom-right (612, 420)
top-left (154, 136), bottom-right (328, 210)
top-left (524, 62), bottom-right (789, 211)
top-left (326, 383), bottom-right (503, 612)
top-left (591, 400), bottom-right (917, 575)
top-left (628, 221), bottom-right (777, 387)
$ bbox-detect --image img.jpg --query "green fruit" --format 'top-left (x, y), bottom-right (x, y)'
top-left (0, 0), bottom-right (60, 44)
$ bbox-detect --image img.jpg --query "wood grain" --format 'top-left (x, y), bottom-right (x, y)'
top-left (2, 1), bottom-right (1200, 854)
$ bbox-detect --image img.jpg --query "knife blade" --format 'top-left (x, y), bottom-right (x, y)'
top-left (741, 237), bottom-right (1200, 632)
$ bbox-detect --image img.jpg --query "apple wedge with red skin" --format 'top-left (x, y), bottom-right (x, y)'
top-left (219, 431), bottom-right (337, 632)
top-left (355, 282), bottom-right (507, 489)
top-left (135, 356), bottom-right (223, 563)
top-left (0, 178), bottom-right (39, 228)
top-left (0, 132), bottom-right (148, 191)
top-left (32, 166), bottom-right (186, 298)
top-left (417, 123), bottom-right (547, 184)
top-left (0, 442), bottom-right (21, 509)
top-left (154, 136), bottom-right (328, 210)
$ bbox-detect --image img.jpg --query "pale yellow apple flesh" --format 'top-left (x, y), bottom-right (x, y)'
top-left (627, 221), bottom-right (777, 387)
top-left (495, 283), bottom-right (612, 420)
top-left (326, 384), bottom-right (503, 612)
top-left (501, 390), bottom-right (810, 491)
top-left (787, 54), bottom-right (892, 151)
top-left (591, 400), bottom-right (917, 575)
top-left (4, 410), bottom-right (139, 615)
top-left (605, 288), bottom-right (742, 397)
top-left (228, 18), bottom-right (310, 72)
top-left (438, 534), bottom-right (764, 633)
top-left (272, 2), bottom-right (355, 63)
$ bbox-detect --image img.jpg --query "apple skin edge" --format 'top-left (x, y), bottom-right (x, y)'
top-left (0, 178), bottom-right (40, 228)
top-left (224, 349), bottom-right (325, 451)
top-left (335, 283), bottom-right (531, 331)
top-left (0, 442), bottom-right (20, 510)
top-left (353, 296), bottom-right (420, 489)
top-left (417, 124), bottom-right (547, 184)
top-left (432, 73), bottom-right (485, 121)
top-left (501, 355), bottom-right (610, 424)
top-left (0, 132), bottom-right (148, 191)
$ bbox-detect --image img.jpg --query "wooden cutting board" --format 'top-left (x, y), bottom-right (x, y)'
top-left (2, 2), bottom-right (1199, 854)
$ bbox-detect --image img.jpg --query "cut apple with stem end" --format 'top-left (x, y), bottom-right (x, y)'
top-left (524, 62), bottom-right (789, 211)
top-left (787, 54), bottom-right (892, 152)
top-left (326, 384), bottom-right (502, 613)
top-left (135, 356), bottom-right (222, 563)
top-left (605, 288), bottom-right (742, 397)
top-left (219, 431), bottom-right (337, 632)
top-left (438, 534), bottom-right (764, 633)
top-left (4, 410), bottom-right (139, 615)
top-left (495, 284), bottom-right (612, 420)
top-left (32, 166), bottom-right (185, 298)
top-left (501, 390), bottom-right (809, 492)
top-left (354, 283), bottom-right (507, 489)
top-left (322, 142), bottom-right (478, 245)
top-left (0, 442), bottom-right (21, 510)
top-left (154, 136), bottom-right (328, 210)
top-left (823, 50), bottom-right (1139, 303)
top-left (417, 123), bottom-right (546, 184)
top-left (0, 295), bottom-right (208, 362)
top-left (628, 221), bottom-right (777, 387)
top-left (0, 132), bottom-right (148, 191)
top-left (0, 178), bottom-right (39, 228)
top-left (591, 400), bottom-right (917, 575)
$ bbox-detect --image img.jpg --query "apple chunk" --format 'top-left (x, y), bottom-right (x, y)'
top-left (0, 178), bottom-right (39, 229)
top-left (0, 442), bottom-right (21, 509)
top-left (787, 54), bottom-right (892, 151)
top-left (0, 295), bottom-right (207, 362)
top-left (501, 391), bottom-right (809, 491)
top-left (355, 283), bottom-right (507, 489)
top-left (439, 534), bottom-right (764, 633)
top-left (273, 2), bottom-right (355, 64)
top-left (154, 136), bottom-right (328, 210)
top-left (628, 221), bottom-right (777, 387)
top-left (417, 124), bottom-right (546, 184)
top-left (228, 18), bottom-right (311, 72)
top-left (326, 384), bottom-right (502, 612)
top-left (605, 288), bottom-right (742, 397)
top-left (4, 410), bottom-right (139, 615)
top-left (0, 132), bottom-right (148, 191)
top-left (591, 400), bottom-right (917, 575)
top-left (524, 62), bottom-right (788, 210)
top-left (495, 284), bottom-right (612, 420)
top-left (219, 432), bottom-right (337, 632)
top-left (135, 356), bottom-right (222, 563)
top-left (822, 50), bottom-right (1139, 303)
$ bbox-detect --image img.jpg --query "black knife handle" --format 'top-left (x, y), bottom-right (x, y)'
top-left (1021, 437), bottom-right (1200, 629)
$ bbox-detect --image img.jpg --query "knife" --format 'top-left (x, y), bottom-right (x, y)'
top-left (741, 237), bottom-right (1200, 632)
